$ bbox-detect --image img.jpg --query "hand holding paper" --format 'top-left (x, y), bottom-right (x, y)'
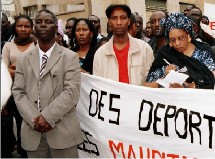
top-left (156, 70), bottom-right (189, 88)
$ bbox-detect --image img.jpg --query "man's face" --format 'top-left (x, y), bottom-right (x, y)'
top-left (65, 20), bottom-right (75, 39)
top-left (183, 5), bottom-right (193, 16)
top-left (34, 11), bottom-right (57, 42)
top-left (134, 15), bottom-right (143, 36)
top-left (188, 8), bottom-right (202, 22)
top-left (88, 15), bottom-right (100, 33)
top-left (108, 8), bottom-right (130, 37)
top-left (145, 22), bottom-right (152, 38)
top-left (150, 11), bottom-right (166, 37)
top-left (1, 15), bottom-right (10, 33)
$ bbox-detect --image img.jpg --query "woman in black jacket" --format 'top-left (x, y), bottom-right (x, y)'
top-left (70, 18), bottom-right (97, 74)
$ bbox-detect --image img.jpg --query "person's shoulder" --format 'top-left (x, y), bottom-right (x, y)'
top-left (131, 36), bottom-right (145, 44)
top-left (95, 41), bottom-right (110, 56)
top-left (59, 45), bottom-right (79, 61)
top-left (3, 40), bottom-right (15, 48)
top-left (142, 36), bottom-right (150, 43)
top-left (21, 47), bottom-right (38, 59)
top-left (193, 40), bottom-right (212, 51)
top-left (148, 37), bottom-right (155, 44)
top-left (132, 37), bottom-right (152, 49)
top-left (54, 43), bottom-right (72, 54)
top-left (60, 45), bottom-right (76, 54)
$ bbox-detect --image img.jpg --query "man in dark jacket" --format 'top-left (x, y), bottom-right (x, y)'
top-left (1, 13), bottom-right (14, 52)
top-left (148, 11), bottom-right (168, 57)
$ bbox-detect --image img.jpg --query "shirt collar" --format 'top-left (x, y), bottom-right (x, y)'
top-left (104, 34), bottom-right (139, 56)
top-left (38, 42), bottom-right (56, 58)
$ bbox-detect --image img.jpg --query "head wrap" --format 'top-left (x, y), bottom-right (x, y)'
top-left (160, 13), bottom-right (195, 39)
top-left (57, 19), bottom-right (64, 37)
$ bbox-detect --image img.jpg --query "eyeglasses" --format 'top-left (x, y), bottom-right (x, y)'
top-left (169, 34), bottom-right (187, 44)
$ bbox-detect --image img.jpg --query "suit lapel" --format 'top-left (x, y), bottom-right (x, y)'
top-left (29, 48), bottom-right (40, 79)
top-left (42, 44), bottom-right (62, 77)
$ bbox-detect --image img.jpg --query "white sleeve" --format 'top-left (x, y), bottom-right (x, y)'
top-left (1, 60), bottom-right (12, 108)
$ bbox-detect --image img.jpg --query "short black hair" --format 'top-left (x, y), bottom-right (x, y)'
top-left (88, 15), bottom-right (100, 24)
top-left (128, 13), bottom-right (136, 30)
top-left (202, 15), bottom-right (209, 21)
top-left (12, 14), bottom-right (34, 37)
top-left (105, 4), bottom-right (131, 19)
top-left (67, 17), bottom-right (77, 22)
top-left (202, 15), bottom-right (209, 25)
top-left (35, 9), bottom-right (58, 25)
top-left (190, 6), bottom-right (202, 16)
top-left (2, 12), bottom-right (8, 21)
top-left (70, 18), bottom-right (97, 52)
top-left (150, 10), bottom-right (169, 22)
top-left (14, 14), bottom-right (33, 28)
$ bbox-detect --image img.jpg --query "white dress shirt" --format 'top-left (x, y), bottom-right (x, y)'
top-left (38, 42), bottom-right (56, 68)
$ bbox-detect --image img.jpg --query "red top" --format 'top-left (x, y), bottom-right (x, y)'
top-left (114, 42), bottom-right (130, 84)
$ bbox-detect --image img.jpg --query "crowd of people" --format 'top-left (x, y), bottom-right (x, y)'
top-left (1, 3), bottom-right (215, 158)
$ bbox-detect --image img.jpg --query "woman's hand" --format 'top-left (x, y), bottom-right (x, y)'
top-left (184, 82), bottom-right (196, 88)
top-left (165, 64), bottom-right (177, 75)
top-left (8, 64), bottom-right (16, 78)
top-left (169, 82), bottom-right (196, 88)
top-left (169, 83), bottom-right (183, 88)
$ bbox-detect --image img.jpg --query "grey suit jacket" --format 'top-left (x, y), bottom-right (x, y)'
top-left (12, 43), bottom-right (83, 151)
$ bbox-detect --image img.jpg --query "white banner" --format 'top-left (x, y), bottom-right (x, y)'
top-left (77, 73), bottom-right (215, 158)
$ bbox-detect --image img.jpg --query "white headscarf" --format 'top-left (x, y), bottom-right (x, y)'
top-left (57, 19), bottom-right (64, 37)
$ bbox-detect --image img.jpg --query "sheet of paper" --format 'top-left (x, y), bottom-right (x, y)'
top-left (156, 70), bottom-right (189, 88)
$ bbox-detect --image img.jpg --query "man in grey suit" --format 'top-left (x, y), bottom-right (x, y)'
top-left (12, 9), bottom-right (83, 158)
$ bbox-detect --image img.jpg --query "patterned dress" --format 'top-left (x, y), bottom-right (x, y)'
top-left (146, 48), bottom-right (215, 82)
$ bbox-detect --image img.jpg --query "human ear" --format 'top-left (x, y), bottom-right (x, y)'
top-left (188, 34), bottom-right (191, 43)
